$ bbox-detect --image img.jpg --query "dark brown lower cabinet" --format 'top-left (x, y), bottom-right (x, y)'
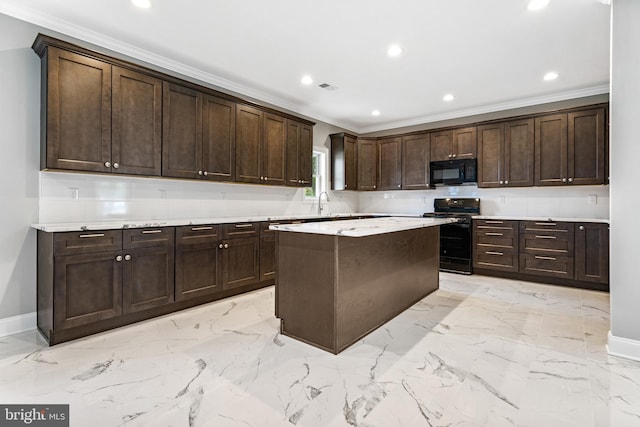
top-left (260, 232), bottom-right (276, 282)
top-left (222, 236), bottom-right (260, 289)
top-left (575, 223), bottom-right (609, 284)
top-left (53, 252), bottom-right (123, 330)
top-left (175, 225), bottom-right (223, 301)
top-left (123, 245), bottom-right (175, 313)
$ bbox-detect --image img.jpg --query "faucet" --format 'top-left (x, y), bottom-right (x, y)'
top-left (318, 191), bottom-right (330, 215)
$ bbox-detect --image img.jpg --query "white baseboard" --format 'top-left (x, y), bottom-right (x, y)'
top-left (607, 331), bottom-right (640, 362)
top-left (0, 312), bottom-right (36, 338)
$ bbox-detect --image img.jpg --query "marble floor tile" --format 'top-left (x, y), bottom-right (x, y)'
top-left (0, 273), bottom-right (638, 427)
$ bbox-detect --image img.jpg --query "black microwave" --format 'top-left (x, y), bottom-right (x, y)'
top-left (430, 158), bottom-right (477, 186)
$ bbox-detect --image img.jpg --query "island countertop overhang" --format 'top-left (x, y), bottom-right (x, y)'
top-left (269, 216), bottom-right (457, 237)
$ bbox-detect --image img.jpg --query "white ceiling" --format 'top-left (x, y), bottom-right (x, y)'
top-left (0, 0), bottom-right (611, 133)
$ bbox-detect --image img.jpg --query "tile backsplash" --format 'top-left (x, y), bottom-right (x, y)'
top-left (39, 172), bottom-right (609, 224)
top-left (38, 172), bottom-right (359, 223)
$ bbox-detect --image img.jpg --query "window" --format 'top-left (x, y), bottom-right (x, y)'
top-left (305, 149), bottom-right (327, 199)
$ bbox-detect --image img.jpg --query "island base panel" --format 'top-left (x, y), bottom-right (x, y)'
top-left (277, 227), bottom-right (439, 354)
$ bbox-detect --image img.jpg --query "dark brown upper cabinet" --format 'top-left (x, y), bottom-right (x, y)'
top-left (402, 133), bottom-right (431, 190)
top-left (430, 127), bottom-right (477, 161)
top-left (262, 113), bottom-right (287, 185)
top-left (236, 105), bottom-right (264, 183)
top-left (39, 47), bottom-right (163, 176)
top-left (535, 108), bottom-right (606, 186)
top-left (163, 84), bottom-right (235, 181)
top-left (378, 137), bottom-right (402, 190)
top-left (357, 139), bottom-right (378, 191)
top-left (478, 119), bottom-right (534, 188)
top-left (286, 120), bottom-right (313, 187)
top-left (330, 133), bottom-right (358, 190)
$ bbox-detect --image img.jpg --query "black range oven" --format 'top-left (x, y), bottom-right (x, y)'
top-left (423, 198), bottom-right (480, 274)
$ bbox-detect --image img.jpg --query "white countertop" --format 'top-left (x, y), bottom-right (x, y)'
top-left (472, 215), bottom-right (609, 224)
top-left (269, 216), bottom-right (457, 237)
top-left (30, 213), bottom-right (419, 233)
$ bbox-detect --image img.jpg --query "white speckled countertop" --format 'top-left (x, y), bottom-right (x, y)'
top-left (472, 215), bottom-right (609, 224)
top-left (269, 216), bottom-right (457, 237)
top-left (30, 213), bottom-right (420, 233)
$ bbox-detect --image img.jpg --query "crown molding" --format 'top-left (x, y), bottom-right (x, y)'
top-left (356, 84), bottom-right (610, 134)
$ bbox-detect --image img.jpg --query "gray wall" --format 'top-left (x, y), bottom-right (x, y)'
top-left (0, 14), bottom-right (40, 319)
top-left (610, 0), bottom-right (640, 343)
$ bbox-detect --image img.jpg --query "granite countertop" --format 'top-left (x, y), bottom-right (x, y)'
top-left (269, 216), bottom-right (457, 237)
top-left (472, 215), bottom-right (609, 224)
top-left (30, 212), bottom-right (421, 233)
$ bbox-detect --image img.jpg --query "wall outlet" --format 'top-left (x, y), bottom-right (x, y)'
top-left (159, 189), bottom-right (166, 200)
top-left (69, 187), bottom-right (79, 200)
top-left (588, 194), bottom-right (597, 205)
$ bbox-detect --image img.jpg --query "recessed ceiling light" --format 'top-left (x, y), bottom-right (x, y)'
top-left (387, 45), bottom-right (403, 57)
top-left (543, 71), bottom-right (559, 81)
top-left (443, 94), bottom-right (454, 102)
top-left (131, 0), bottom-right (151, 8)
top-left (301, 75), bottom-right (313, 85)
top-left (527, 0), bottom-right (549, 11)
top-left (371, 110), bottom-right (381, 116)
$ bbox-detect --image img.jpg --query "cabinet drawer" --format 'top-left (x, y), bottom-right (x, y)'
top-left (520, 232), bottom-right (573, 254)
top-left (520, 253), bottom-right (574, 279)
top-left (520, 221), bottom-right (574, 235)
top-left (123, 227), bottom-right (174, 249)
top-left (53, 230), bottom-right (122, 256)
top-left (474, 219), bottom-right (518, 230)
top-left (223, 222), bottom-right (259, 238)
top-left (260, 220), bottom-right (304, 235)
top-left (176, 225), bottom-right (221, 247)
top-left (475, 233), bottom-right (518, 250)
top-left (474, 248), bottom-right (518, 272)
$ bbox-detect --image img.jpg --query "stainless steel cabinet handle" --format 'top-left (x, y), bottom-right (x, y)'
top-left (124, 254), bottom-right (131, 261)
top-left (79, 233), bottom-right (105, 238)
top-left (344, 184), bottom-right (348, 189)
top-left (142, 230), bottom-right (162, 234)
top-left (579, 225), bottom-right (585, 231)
top-left (113, 162), bottom-right (119, 169)
top-left (115, 255), bottom-right (123, 262)
top-left (260, 176), bottom-right (264, 181)
top-left (535, 255), bottom-right (556, 260)
top-left (223, 243), bottom-right (229, 249)
top-left (562, 178), bottom-right (567, 183)
top-left (235, 224), bottom-right (253, 228)
top-left (269, 222), bottom-right (281, 226)
top-left (198, 170), bottom-right (203, 176)
top-left (448, 154), bottom-right (452, 158)
top-left (218, 243), bottom-right (223, 249)
top-left (485, 232), bottom-right (503, 236)
top-left (191, 226), bottom-right (213, 231)
top-left (373, 185), bottom-right (377, 189)
top-left (203, 171), bottom-right (208, 176)
top-left (397, 184), bottom-right (401, 188)
top-left (264, 176), bottom-right (268, 182)
top-left (534, 222), bottom-right (556, 226)
top-left (535, 235), bottom-right (557, 239)
top-left (484, 221), bottom-right (504, 224)
top-left (452, 154), bottom-right (457, 158)
top-left (568, 177), bottom-right (573, 183)
top-left (486, 251), bottom-right (503, 256)
top-left (104, 161), bottom-right (111, 168)
top-left (505, 180), bottom-right (509, 184)
top-left (499, 181), bottom-right (504, 184)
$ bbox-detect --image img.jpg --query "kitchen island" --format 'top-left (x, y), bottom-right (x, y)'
top-left (270, 217), bottom-right (455, 354)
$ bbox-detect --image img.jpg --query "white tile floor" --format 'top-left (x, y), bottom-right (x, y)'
top-left (1, 273), bottom-right (639, 427)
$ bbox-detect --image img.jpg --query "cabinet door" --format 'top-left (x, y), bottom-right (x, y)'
top-left (263, 113), bottom-right (286, 185)
top-left (175, 225), bottom-right (222, 301)
top-left (162, 82), bottom-right (203, 179)
top-left (123, 245), bottom-right (175, 313)
top-left (223, 237), bottom-right (260, 290)
top-left (575, 223), bottom-right (609, 284)
top-left (54, 252), bottom-right (122, 330)
top-left (402, 133), bottom-right (430, 190)
top-left (378, 137), bottom-right (402, 190)
top-left (357, 139), bottom-right (378, 190)
top-left (259, 234), bottom-right (276, 281)
top-left (45, 47), bottom-right (111, 172)
top-left (535, 114), bottom-right (568, 186)
top-left (568, 108), bottom-right (606, 185)
top-left (504, 119), bottom-right (534, 187)
top-left (111, 67), bottom-right (162, 176)
top-left (430, 130), bottom-right (452, 161)
top-left (299, 124), bottom-right (313, 186)
top-left (236, 105), bottom-right (263, 183)
top-left (345, 135), bottom-right (358, 190)
top-left (477, 123), bottom-right (503, 188)
top-left (452, 127), bottom-right (477, 159)
top-left (202, 95), bottom-right (236, 181)
top-left (286, 120), bottom-right (302, 186)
